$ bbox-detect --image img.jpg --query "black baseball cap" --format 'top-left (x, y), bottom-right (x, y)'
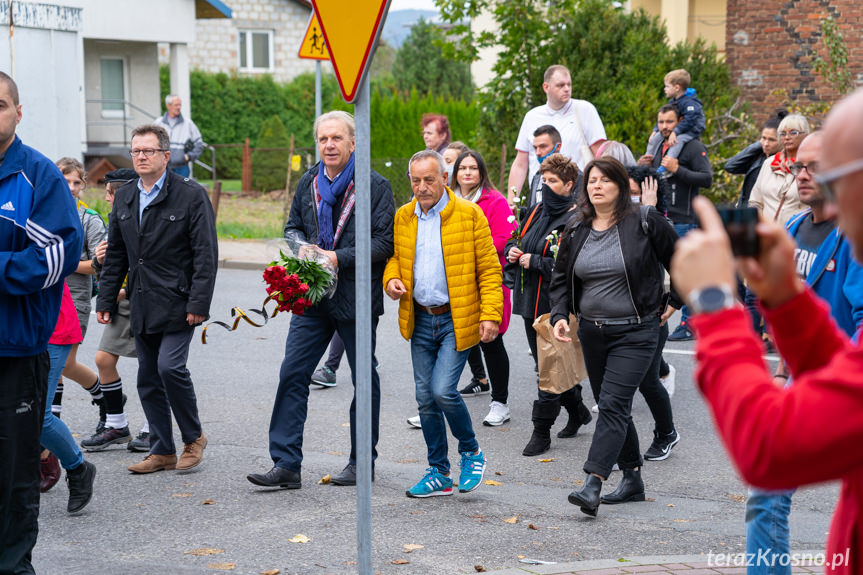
top-left (104, 168), bottom-right (138, 183)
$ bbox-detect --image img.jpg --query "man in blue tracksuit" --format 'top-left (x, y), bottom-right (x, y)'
top-left (0, 72), bottom-right (83, 574)
top-left (744, 132), bottom-right (863, 574)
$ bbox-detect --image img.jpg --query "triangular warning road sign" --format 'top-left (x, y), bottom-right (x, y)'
top-left (298, 13), bottom-right (329, 61)
top-left (312, 0), bottom-right (391, 103)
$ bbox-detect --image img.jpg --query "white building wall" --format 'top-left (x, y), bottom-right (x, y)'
top-left (0, 2), bottom-right (83, 160)
top-left (188, 0), bottom-right (332, 82)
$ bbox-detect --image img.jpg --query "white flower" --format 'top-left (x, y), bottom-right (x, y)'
top-left (507, 215), bottom-right (516, 223)
top-left (546, 234), bottom-right (555, 241)
top-left (385, 161), bottom-right (392, 168)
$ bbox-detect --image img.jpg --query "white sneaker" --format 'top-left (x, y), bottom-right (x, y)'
top-left (482, 401), bottom-right (511, 427)
top-left (591, 404), bottom-right (599, 413)
top-left (661, 364), bottom-right (676, 398)
top-left (406, 414), bottom-right (422, 429)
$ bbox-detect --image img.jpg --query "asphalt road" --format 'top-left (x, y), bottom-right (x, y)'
top-left (33, 267), bottom-right (838, 575)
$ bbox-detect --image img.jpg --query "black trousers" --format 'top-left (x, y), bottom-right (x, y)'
top-left (0, 353), bottom-right (48, 575)
top-left (578, 317), bottom-right (660, 478)
top-left (638, 321), bottom-right (675, 435)
top-left (134, 327), bottom-right (201, 455)
top-left (465, 334), bottom-right (510, 404)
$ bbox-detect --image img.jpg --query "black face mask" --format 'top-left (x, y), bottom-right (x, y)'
top-left (541, 182), bottom-right (575, 216)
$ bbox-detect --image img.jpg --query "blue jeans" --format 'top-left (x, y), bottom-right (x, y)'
top-left (745, 488), bottom-right (794, 575)
top-left (673, 223), bottom-right (698, 324)
top-left (171, 164), bottom-right (190, 177)
top-left (269, 302), bottom-right (380, 472)
top-left (43, 345), bottom-right (84, 470)
top-left (411, 310), bottom-right (477, 475)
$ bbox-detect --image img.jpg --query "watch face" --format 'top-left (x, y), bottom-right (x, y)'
top-left (697, 287), bottom-right (731, 313)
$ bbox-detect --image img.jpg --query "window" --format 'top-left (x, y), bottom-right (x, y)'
top-left (100, 58), bottom-right (126, 118)
top-left (239, 30), bottom-right (273, 72)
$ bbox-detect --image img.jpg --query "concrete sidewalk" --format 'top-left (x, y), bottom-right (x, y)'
top-left (484, 553), bottom-right (825, 574)
top-left (218, 238), bottom-right (274, 270)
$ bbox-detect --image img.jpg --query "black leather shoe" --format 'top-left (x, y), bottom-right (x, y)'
top-left (600, 468), bottom-right (645, 504)
top-left (331, 464), bottom-right (375, 486)
top-left (66, 460), bottom-right (96, 513)
top-left (568, 474), bottom-right (602, 517)
top-left (247, 466), bottom-right (301, 489)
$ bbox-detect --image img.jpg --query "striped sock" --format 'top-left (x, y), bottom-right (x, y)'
top-left (52, 381), bottom-right (64, 414)
top-left (101, 378), bottom-right (128, 428)
top-left (85, 377), bottom-right (103, 401)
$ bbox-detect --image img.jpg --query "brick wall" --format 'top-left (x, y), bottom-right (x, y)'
top-left (726, 0), bottom-right (863, 121)
top-left (188, 0), bottom-right (332, 82)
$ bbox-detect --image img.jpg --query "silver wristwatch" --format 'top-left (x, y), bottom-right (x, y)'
top-left (688, 285), bottom-right (736, 315)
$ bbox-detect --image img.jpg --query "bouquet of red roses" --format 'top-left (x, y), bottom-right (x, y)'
top-left (263, 240), bottom-right (336, 316)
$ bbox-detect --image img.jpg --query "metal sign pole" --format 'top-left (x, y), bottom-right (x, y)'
top-left (315, 60), bottom-right (322, 163)
top-left (354, 73), bottom-right (373, 574)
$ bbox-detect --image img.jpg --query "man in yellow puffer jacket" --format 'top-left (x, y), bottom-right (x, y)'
top-left (384, 150), bottom-right (503, 498)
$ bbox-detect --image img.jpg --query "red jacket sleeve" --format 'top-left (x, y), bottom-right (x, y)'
top-left (692, 290), bottom-right (863, 489)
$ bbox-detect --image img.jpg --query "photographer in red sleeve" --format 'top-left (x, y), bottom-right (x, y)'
top-left (670, 88), bottom-right (863, 574)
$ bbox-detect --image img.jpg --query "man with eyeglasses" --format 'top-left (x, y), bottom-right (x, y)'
top-left (743, 131), bottom-right (863, 573)
top-left (670, 88), bottom-right (863, 575)
top-left (96, 124), bottom-right (218, 475)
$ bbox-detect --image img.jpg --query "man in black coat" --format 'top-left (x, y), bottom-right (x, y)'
top-left (639, 103), bottom-right (712, 341)
top-left (96, 124), bottom-right (218, 474)
top-left (247, 111), bottom-right (395, 489)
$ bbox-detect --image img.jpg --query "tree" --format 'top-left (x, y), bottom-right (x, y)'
top-left (392, 18), bottom-right (474, 101)
top-left (435, 0), bottom-right (744, 202)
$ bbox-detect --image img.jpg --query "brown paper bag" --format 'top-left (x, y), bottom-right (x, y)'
top-left (533, 313), bottom-right (587, 394)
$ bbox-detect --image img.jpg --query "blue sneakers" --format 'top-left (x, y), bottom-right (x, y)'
top-left (458, 450), bottom-right (486, 493)
top-left (406, 467), bottom-right (453, 498)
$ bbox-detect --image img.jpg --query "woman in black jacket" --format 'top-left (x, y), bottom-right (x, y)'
top-left (549, 157), bottom-right (680, 517)
top-left (504, 154), bottom-right (592, 457)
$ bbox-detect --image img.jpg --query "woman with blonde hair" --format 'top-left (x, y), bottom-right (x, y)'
top-left (748, 114), bottom-right (810, 226)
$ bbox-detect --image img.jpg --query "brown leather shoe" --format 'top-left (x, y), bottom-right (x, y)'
top-left (128, 453), bottom-right (178, 474)
top-left (176, 433), bottom-right (207, 471)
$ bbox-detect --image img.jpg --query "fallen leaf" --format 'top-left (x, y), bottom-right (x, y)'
top-left (673, 519), bottom-right (691, 523)
top-left (343, 561), bottom-right (357, 565)
top-left (341, 422), bottom-right (350, 427)
top-left (573, 479), bottom-right (585, 486)
top-left (318, 475), bottom-right (331, 485)
top-left (528, 524), bottom-right (539, 530)
top-left (484, 480), bottom-right (502, 486)
top-left (469, 514), bottom-right (486, 520)
top-left (172, 493), bottom-right (191, 498)
top-left (517, 555), bottom-right (525, 559)
top-left (645, 497), bottom-right (656, 502)
top-left (551, 477), bottom-right (562, 482)
top-left (397, 458), bottom-right (420, 464)
top-left (410, 510), bottom-right (424, 515)
top-left (727, 493), bottom-right (746, 503)
top-left (402, 544), bottom-right (424, 553)
top-left (185, 548), bottom-right (224, 556)
top-left (666, 503), bottom-right (675, 507)
top-left (207, 563), bottom-right (236, 570)
top-left (503, 513), bottom-right (520, 524)
top-left (538, 458), bottom-right (555, 462)
top-left (201, 499), bottom-right (216, 505)
top-left (327, 452), bottom-right (343, 456)
top-left (494, 471), bottom-right (504, 476)
top-left (474, 565), bottom-right (487, 572)
top-left (549, 526), bottom-right (560, 530)
top-left (71, 433), bottom-right (81, 438)
top-left (260, 570), bottom-right (280, 575)
top-left (289, 534), bottom-right (311, 543)
top-left (391, 558), bottom-right (410, 565)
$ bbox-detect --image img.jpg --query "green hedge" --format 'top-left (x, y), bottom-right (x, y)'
top-left (168, 67), bottom-right (480, 182)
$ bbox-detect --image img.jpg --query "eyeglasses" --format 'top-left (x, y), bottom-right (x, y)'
top-left (129, 148), bottom-right (167, 157)
top-left (788, 161), bottom-right (818, 176)
top-left (779, 130), bottom-right (804, 138)
top-left (814, 157), bottom-right (863, 202)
